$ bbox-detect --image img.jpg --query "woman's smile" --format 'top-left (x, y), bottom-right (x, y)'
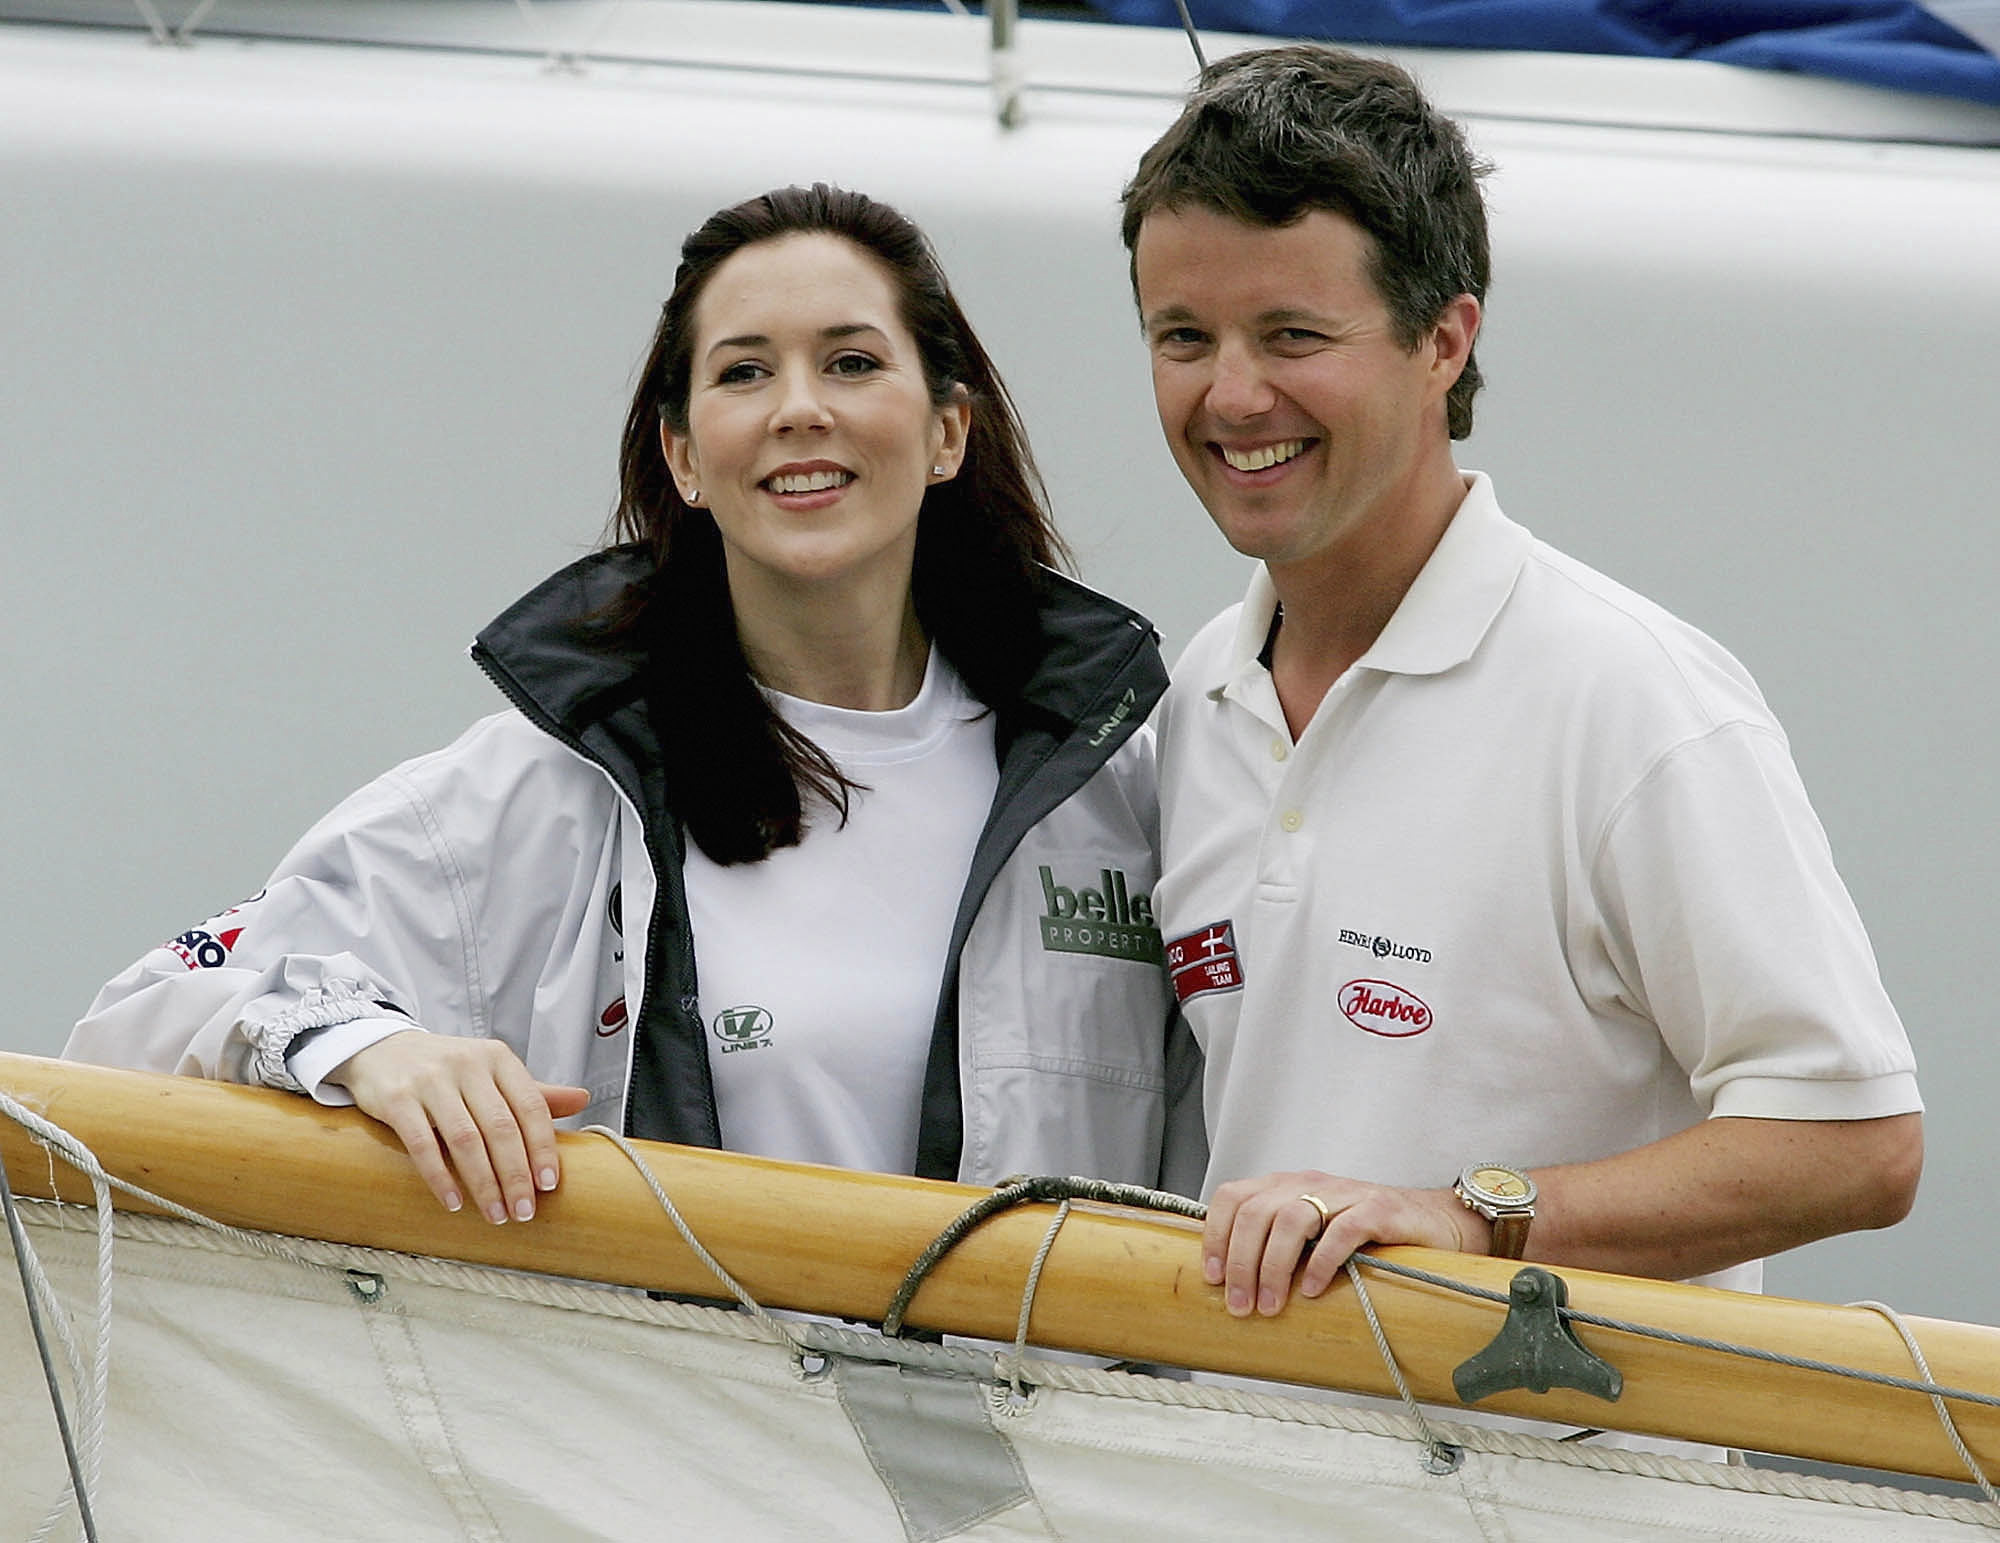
top-left (663, 232), bottom-right (968, 605)
top-left (762, 459), bottom-right (856, 505)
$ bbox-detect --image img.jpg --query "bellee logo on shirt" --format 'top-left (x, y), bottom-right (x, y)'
top-left (1338, 979), bottom-right (1433, 1037)
top-left (1038, 865), bottom-right (1163, 964)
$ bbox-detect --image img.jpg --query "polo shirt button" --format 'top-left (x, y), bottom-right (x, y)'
top-left (1270, 740), bottom-right (1289, 762)
top-left (1279, 809), bottom-right (1304, 833)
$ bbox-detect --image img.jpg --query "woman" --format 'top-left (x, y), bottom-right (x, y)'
top-left (68, 185), bottom-right (1203, 1229)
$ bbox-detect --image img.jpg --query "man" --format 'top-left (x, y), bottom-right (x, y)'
top-left (1123, 45), bottom-right (1922, 1323)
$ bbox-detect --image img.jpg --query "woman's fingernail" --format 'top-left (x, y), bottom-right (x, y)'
top-left (486, 1203), bottom-right (508, 1225)
top-left (444, 1191), bottom-right (462, 1214)
top-left (538, 1168), bottom-right (558, 1192)
top-left (514, 1197), bottom-right (536, 1222)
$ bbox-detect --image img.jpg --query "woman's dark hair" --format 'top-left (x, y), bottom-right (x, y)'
top-left (1121, 45), bottom-right (1492, 440)
top-left (610, 183), bottom-right (1067, 865)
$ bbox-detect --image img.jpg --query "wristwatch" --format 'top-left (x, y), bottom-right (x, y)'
top-left (1453, 1163), bottom-right (1537, 1259)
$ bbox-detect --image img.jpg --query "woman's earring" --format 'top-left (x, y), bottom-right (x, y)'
top-left (931, 466), bottom-right (947, 477)
top-left (686, 488), bottom-right (701, 505)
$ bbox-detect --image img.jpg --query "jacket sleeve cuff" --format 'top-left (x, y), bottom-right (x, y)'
top-left (241, 983), bottom-right (414, 1096)
top-left (285, 1017), bottom-right (422, 1106)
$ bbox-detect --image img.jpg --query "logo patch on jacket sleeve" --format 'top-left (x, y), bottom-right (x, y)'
top-left (165, 926), bottom-right (243, 971)
top-left (161, 891), bottom-right (265, 971)
top-left (1166, 920), bottom-right (1244, 1002)
top-left (1038, 865), bottom-right (1164, 963)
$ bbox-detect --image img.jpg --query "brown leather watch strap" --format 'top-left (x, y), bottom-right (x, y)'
top-left (1488, 1209), bottom-right (1531, 1259)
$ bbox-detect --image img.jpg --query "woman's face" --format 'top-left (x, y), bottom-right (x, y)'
top-left (664, 233), bottom-right (970, 613)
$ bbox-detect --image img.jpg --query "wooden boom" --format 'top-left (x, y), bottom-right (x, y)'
top-left (2, 1051), bottom-right (1994, 1483)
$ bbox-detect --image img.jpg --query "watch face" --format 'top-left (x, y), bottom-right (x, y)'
top-left (1466, 1165), bottom-right (1534, 1204)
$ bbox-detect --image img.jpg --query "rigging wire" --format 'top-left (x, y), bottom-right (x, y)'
top-left (871, 1172), bottom-right (1999, 1500)
top-left (0, 1155), bottom-right (101, 1543)
top-left (1352, 1252), bottom-right (2000, 1417)
top-left (1169, 0), bottom-right (1207, 71)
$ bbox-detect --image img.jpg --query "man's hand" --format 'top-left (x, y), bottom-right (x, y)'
top-left (333, 1032), bottom-right (591, 1225)
top-left (1202, 1169), bottom-right (1477, 1317)
top-left (1201, 1115), bottom-right (1924, 1317)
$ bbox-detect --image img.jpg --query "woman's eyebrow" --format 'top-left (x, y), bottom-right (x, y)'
top-left (704, 322), bottom-right (885, 359)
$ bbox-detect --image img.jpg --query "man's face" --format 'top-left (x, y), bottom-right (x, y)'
top-left (1134, 205), bottom-right (1464, 576)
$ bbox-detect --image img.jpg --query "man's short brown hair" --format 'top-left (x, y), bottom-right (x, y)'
top-left (1121, 45), bottom-right (1492, 439)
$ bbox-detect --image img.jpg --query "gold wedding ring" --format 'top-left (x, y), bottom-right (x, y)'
top-left (1297, 1193), bottom-right (1334, 1237)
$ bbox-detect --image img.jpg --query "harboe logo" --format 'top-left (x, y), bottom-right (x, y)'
top-left (1338, 979), bottom-right (1433, 1037)
top-left (1038, 865), bottom-right (1164, 963)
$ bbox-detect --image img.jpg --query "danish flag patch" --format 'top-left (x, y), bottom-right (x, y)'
top-left (1166, 920), bottom-right (1244, 1003)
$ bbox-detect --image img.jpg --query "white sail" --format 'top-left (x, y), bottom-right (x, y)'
top-left (5, 1202), bottom-right (1996, 1542)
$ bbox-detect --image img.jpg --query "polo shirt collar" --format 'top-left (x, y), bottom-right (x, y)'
top-left (1207, 471), bottom-right (1527, 703)
top-left (1358, 472), bottom-right (1528, 677)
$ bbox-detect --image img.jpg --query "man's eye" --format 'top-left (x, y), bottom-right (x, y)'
top-left (1155, 327), bottom-right (1207, 351)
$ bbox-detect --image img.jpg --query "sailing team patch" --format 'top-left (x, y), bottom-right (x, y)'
top-left (1166, 920), bottom-right (1244, 1002)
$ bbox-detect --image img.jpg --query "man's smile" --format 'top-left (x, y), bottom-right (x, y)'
top-left (1217, 439), bottom-right (1313, 473)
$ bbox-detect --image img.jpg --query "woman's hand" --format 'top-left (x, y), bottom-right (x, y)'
top-left (1201, 1169), bottom-right (1479, 1316)
top-left (333, 1032), bottom-right (591, 1224)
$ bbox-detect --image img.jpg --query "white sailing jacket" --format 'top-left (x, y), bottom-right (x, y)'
top-left (69, 550), bottom-right (1206, 1193)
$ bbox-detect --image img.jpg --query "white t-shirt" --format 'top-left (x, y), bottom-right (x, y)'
top-left (1154, 473), bottom-right (1920, 1296)
top-left (685, 649), bottom-right (999, 1174)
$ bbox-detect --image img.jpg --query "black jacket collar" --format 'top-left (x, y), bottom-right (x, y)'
top-left (473, 545), bottom-right (1163, 750)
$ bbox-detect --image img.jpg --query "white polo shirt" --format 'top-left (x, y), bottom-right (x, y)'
top-left (1154, 474), bottom-right (1920, 1294)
